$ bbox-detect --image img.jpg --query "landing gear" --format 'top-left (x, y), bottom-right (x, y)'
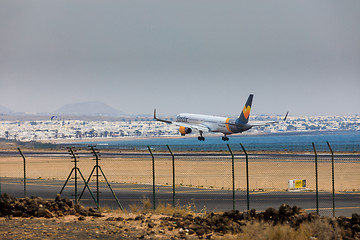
top-left (197, 131), bottom-right (205, 141)
top-left (222, 135), bottom-right (229, 141)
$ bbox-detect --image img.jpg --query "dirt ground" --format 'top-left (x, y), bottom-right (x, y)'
top-left (0, 192), bottom-right (359, 239)
top-left (0, 152), bottom-right (359, 192)
top-left (0, 213), bottom-right (188, 240)
top-left (1, 205), bottom-right (359, 240)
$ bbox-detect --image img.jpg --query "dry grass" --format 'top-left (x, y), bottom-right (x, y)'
top-left (218, 218), bottom-right (342, 240)
top-left (124, 200), bottom-right (345, 240)
top-left (127, 197), bottom-right (197, 216)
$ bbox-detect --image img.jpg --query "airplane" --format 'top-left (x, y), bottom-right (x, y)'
top-left (154, 94), bottom-right (288, 141)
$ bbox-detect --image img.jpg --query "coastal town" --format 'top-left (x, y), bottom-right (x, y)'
top-left (0, 115), bottom-right (359, 142)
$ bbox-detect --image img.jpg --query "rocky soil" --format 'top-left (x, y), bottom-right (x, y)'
top-left (0, 193), bottom-right (359, 239)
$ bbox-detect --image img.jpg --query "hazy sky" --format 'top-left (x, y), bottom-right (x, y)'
top-left (1, 0), bottom-right (359, 116)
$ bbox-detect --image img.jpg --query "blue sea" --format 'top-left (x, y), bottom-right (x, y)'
top-left (72, 131), bottom-right (360, 152)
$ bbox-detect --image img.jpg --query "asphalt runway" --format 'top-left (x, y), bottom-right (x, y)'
top-left (1, 177), bottom-right (359, 217)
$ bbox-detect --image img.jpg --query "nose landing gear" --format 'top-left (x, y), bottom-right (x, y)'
top-left (197, 131), bottom-right (205, 141)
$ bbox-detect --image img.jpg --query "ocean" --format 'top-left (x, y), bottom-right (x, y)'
top-left (71, 131), bottom-right (360, 152)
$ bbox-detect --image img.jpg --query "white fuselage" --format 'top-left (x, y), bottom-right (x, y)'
top-left (176, 113), bottom-right (236, 134)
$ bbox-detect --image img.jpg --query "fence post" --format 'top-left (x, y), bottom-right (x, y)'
top-left (93, 146), bottom-right (100, 206)
top-left (227, 144), bottom-right (235, 210)
top-left (326, 141), bottom-right (335, 217)
top-left (240, 143), bottom-right (250, 211)
top-left (166, 145), bottom-right (176, 208)
top-left (18, 147), bottom-right (26, 198)
top-left (60, 147), bottom-right (99, 208)
top-left (147, 146), bottom-right (156, 210)
top-left (69, 147), bottom-right (78, 204)
top-left (78, 145), bottom-right (124, 210)
top-left (312, 142), bottom-right (319, 214)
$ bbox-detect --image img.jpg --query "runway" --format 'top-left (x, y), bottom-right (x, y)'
top-left (1, 177), bottom-right (359, 217)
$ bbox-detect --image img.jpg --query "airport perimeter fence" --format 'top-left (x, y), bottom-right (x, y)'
top-left (0, 142), bottom-right (359, 217)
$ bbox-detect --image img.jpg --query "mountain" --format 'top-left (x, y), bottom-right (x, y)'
top-left (0, 105), bottom-right (13, 114)
top-left (55, 101), bottom-right (125, 116)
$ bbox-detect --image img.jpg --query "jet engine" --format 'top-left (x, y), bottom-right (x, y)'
top-left (179, 126), bottom-right (192, 136)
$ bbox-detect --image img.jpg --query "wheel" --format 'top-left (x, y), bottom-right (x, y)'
top-left (222, 136), bottom-right (229, 141)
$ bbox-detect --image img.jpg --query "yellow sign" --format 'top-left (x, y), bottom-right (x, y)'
top-left (294, 179), bottom-right (306, 188)
top-left (288, 179), bottom-right (306, 190)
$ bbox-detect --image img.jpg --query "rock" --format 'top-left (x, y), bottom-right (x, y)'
top-left (184, 219), bottom-right (192, 226)
top-left (249, 209), bottom-right (256, 217)
top-left (292, 205), bottom-right (301, 215)
top-left (173, 213), bottom-right (182, 218)
top-left (308, 212), bottom-right (320, 221)
top-left (189, 223), bottom-right (201, 231)
top-left (264, 208), bottom-right (278, 221)
top-left (78, 216), bottom-right (86, 221)
top-left (55, 194), bottom-right (61, 202)
top-left (225, 210), bottom-right (239, 219)
top-left (352, 224), bottom-right (360, 232)
top-left (135, 215), bottom-right (144, 221)
top-left (37, 207), bottom-right (47, 217)
top-left (196, 228), bottom-right (206, 236)
top-left (148, 222), bottom-right (155, 228)
top-left (206, 234), bottom-right (213, 239)
top-left (44, 209), bottom-right (54, 218)
top-left (279, 204), bottom-right (292, 217)
top-left (0, 194), bottom-right (103, 219)
top-left (351, 213), bottom-right (360, 225)
top-left (75, 204), bottom-right (88, 216)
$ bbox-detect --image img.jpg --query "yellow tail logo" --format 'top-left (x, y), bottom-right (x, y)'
top-left (243, 106), bottom-right (251, 119)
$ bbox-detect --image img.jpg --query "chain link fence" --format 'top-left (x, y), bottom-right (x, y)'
top-left (0, 143), bottom-right (359, 217)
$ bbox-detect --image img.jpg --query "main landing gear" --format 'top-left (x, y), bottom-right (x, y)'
top-left (222, 135), bottom-right (229, 141)
top-left (197, 131), bottom-right (205, 141)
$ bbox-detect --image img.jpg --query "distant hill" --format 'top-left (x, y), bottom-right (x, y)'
top-left (55, 101), bottom-right (125, 116)
top-left (0, 105), bottom-right (13, 114)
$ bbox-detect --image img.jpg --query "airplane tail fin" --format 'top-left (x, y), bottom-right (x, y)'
top-left (238, 94), bottom-right (253, 123)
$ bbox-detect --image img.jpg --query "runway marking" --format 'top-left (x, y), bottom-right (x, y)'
top-left (249, 192), bottom-right (268, 195)
top-left (172, 189), bottom-right (219, 193)
top-left (305, 206), bottom-right (360, 211)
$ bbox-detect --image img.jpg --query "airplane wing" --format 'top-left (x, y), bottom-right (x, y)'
top-left (250, 112), bottom-right (289, 127)
top-left (171, 122), bottom-right (210, 133)
top-left (250, 121), bottom-right (278, 127)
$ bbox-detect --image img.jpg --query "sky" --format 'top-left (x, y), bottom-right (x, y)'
top-left (0, 0), bottom-right (359, 116)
